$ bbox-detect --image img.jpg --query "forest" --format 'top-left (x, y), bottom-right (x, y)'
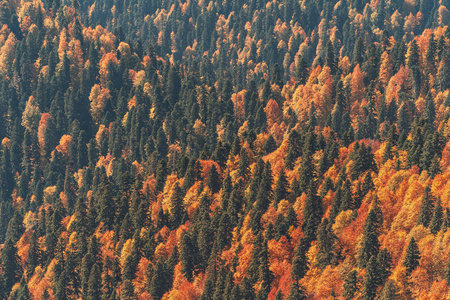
top-left (0, 0), bottom-right (450, 299)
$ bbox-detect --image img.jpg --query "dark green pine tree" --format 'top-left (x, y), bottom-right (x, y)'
top-left (96, 175), bottom-right (115, 230)
top-left (285, 129), bottom-right (301, 169)
top-left (180, 231), bottom-right (199, 282)
top-left (77, 130), bottom-right (88, 168)
top-left (423, 92), bottom-right (435, 125)
top-left (81, 254), bottom-right (93, 297)
top-left (331, 102), bottom-right (343, 136)
top-left (437, 48), bottom-right (450, 92)
top-left (376, 248), bottom-right (392, 285)
top-left (183, 158), bottom-right (202, 191)
top-left (351, 143), bottom-right (376, 180)
top-left (150, 256), bottom-right (168, 300)
top-left (295, 55), bottom-right (308, 85)
top-left (271, 63), bottom-right (283, 89)
top-left (417, 185), bottom-right (433, 227)
top-left (122, 232), bottom-right (141, 281)
top-left (120, 279), bottom-right (135, 300)
top-left (212, 266), bottom-right (227, 300)
top-left (343, 270), bottom-right (359, 300)
top-left (443, 208), bottom-right (450, 232)
top-left (156, 127), bottom-right (169, 159)
top-left (1, 238), bottom-right (22, 293)
top-left (170, 182), bottom-right (185, 228)
top-left (87, 264), bottom-right (101, 300)
top-left (255, 162), bottom-right (273, 213)
top-left (358, 205), bottom-right (383, 268)
top-left (238, 148), bottom-right (250, 179)
top-left (302, 183), bottom-right (323, 243)
top-left (425, 33), bottom-right (437, 72)
top-left (429, 197), bottom-right (443, 234)
top-left (14, 276), bottom-right (30, 299)
top-left (339, 179), bottom-right (353, 211)
top-left (155, 159), bottom-right (168, 192)
top-left (263, 135), bottom-right (277, 155)
top-left (99, 257), bottom-right (114, 300)
top-left (261, 79), bottom-right (272, 103)
top-left (166, 65), bottom-right (181, 107)
top-left (55, 270), bottom-right (68, 300)
top-left (26, 231), bottom-right (40, 277)
top-left (445, 258), bottom-right (450, 285)
top-left (404, 237), bottom-right (421, 276)
top-left (291, 237), bottom-right (309, 281)
top-left (287, 280), bottom-right (307, 300)
top-left (207, 164), bottom-right (221, 194)
top-left (298, 151), bottom-right (314, 194)
top-left (353, 37), bottom-right (365, 66)
top-left (63, 167), bottom-right (77, 214)
top-left (363, 256), bottom-right (379, 300)
top-left (256, 241), bottom-right (274, 300)
top-left (273, 168), bottom-right (289, 205)
top-left (378, 280), bottom-right (399, 300)
top-left (325, 40), bottom-right (337, 75)
top-left (316, 218), bottom-right (336, 268)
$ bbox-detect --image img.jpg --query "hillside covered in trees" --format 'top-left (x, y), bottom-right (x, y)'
top-left (1, 0), bottom-right (450, 299)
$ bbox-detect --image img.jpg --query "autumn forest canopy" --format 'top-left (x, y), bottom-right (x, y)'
top-left (1, 0), bottom-right (450, 299)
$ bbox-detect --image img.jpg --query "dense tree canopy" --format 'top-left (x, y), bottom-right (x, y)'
top-left (0, 0), bottom-right (450, 299)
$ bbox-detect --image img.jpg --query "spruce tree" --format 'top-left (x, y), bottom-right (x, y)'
top-left (363, 256), bottom-right (379, 300)
top-left (378, 280), bottom-right (399, 300)
top-left (404, 237), bottom-right (421, 276)
top-left (430, 197), bottom-right (443, 234)
top-left (149, 256), bottom-right (168, 300)
top-left (291, 237), bottom-right (309, 281)
top-left (376, 248), bottom-right (392, 285)
top-left (287, 280), bottom-right (307, 300)
top-left (1, 238), bottom-right (22, 292)
top-left (343, 270), bottom-right (359, 300)
top-left (274, 168), bottom-right (289, 205)
top-left (358, 206), bottom-right (382, 268)
top-left (207, 164), bottom-right (221, 194)
top-left (316, 218), bottom-right (336, 268)
top-left (302, 183), bottom-right (322, 243)
top-left (417, 186), bottom-right (433, 227)
top-left (87, 264), bottom-right (101, 300)
top-left (170, 182), bottom-right (185, 228)
top-left (96, 175), bottom-right (115, 230)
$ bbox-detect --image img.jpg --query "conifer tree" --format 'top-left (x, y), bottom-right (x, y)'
top-left (26, 231), bottom-right (40, 276)
top-left (207, 164), bottom-right (221, 194)
top-left (363, 256), bottom-right (379, 300)
top-left (302, 183), bottom-right (322, 243)
top-left (96, 175), bottom-right (115, 229)
top-left (1, 238), bottom-right (22, 293)
top-left (87, 264), bottom-right (101, 300)
top-left (417, 186), bottom-right (433, 227)
top-left (378, 280), bottom-right (399, 300)
top-left (295, 55), bottom-right (308, 85)
top-left (287, 280), bottom-right (307, 300)
top-left (180, 231), bottom-right (199, 281)
top-left (150, 256), bottom-right (168, 300)
top-left (274, 168), bottom-right (288, 205)
top-left (343, 270), bottom-right (359, 300)
top-left (291, 237), bottom-right (309, 281)
top-left (358, 206), bottom-right (383, 268)
top-left (430, 197), bottom-right (443, 234)
top-left (170, 182), bottom-right (185, 228)
top-left (316, 218), bottom-right (336, 268)
top-left (376, 248), bottom-right (392, 285)
top-left (404, 237), bottom-right (421, 276)
top-left (285, 129), bottom-right (301, 169)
